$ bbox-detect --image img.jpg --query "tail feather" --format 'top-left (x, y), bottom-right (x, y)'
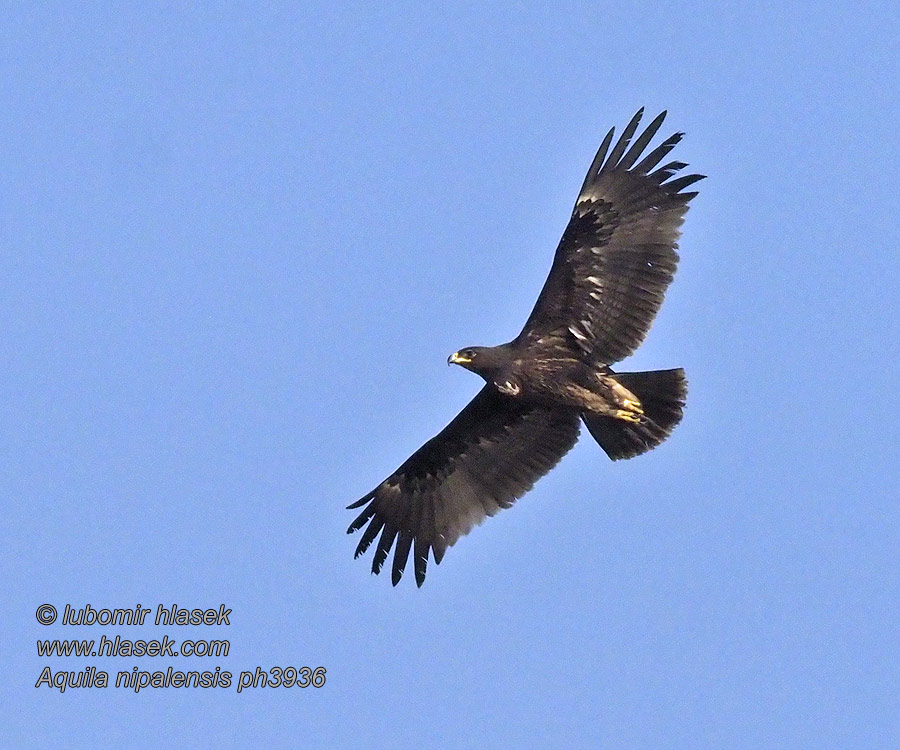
top-left (583, 368), bottom-right (687, 460)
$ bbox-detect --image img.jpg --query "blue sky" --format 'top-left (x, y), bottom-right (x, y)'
top-left (4, 1), bottom-right (899, 747)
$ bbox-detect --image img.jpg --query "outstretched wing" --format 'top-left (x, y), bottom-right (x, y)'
top-left (518, 108), bottom-right (704, 363)
top-left (347, 387), bottom-right (580, 587)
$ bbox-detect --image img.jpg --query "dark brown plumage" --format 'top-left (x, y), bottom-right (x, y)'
top-left (348, 108), bottom-right (703, 586)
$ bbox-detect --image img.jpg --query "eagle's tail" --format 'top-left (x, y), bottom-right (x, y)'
top-left (582, 368), bottom-right (687, 461)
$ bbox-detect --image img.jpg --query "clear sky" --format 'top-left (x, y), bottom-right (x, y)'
top-left (4, 1), bottom-right (899, 748)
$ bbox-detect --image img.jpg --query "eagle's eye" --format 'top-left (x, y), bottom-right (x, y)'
top-left (463, 349), bottom-right (477, 359)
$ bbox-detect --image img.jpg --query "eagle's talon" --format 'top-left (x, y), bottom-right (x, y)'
top-left (622, 398), bottom-right (644, 414)
top-left (614, 409), bottom-right (642, 423)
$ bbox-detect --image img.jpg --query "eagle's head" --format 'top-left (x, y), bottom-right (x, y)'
top-left (447, 345), bottom-right (509, 380)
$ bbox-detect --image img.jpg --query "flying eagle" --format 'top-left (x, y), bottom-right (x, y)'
top-left (348, 108), bottom-right (703, 586)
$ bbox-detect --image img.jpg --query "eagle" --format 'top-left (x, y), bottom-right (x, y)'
top-left (348, 108), bottom-right (703, 586)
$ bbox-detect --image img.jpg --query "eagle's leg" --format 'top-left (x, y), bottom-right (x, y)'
top-left (601, 375), bottom-right (644, 422)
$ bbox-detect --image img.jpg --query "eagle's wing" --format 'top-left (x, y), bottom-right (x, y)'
top-left (347, 387), bottom-right (580, 587)
top-left (517, 108), bottom-right (703, 363)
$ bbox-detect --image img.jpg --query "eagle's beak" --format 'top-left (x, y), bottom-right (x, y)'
top-left (448, 352), bottom-right (471, 366)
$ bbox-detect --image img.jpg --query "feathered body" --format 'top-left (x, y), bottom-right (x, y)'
top-left (449, 344), bottom-right (641, 415)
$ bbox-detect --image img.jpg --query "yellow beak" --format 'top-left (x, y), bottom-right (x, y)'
top-left (448, 352), bottom-right (471, 366)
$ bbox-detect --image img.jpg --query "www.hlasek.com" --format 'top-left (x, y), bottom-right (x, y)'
top-left (34, 603), bottom-right (325, 694)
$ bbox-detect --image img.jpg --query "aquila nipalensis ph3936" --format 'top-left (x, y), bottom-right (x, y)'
top-left (348, 108), bottom-right (703, 586)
